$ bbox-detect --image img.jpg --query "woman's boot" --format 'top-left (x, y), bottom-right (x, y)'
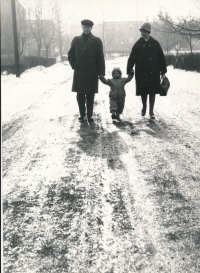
top-left (149, 94), bottom-right (155, 119)
top-left (141, 95), bottom-right (147, 116)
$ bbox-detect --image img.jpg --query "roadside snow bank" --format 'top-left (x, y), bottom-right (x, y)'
top-left (2, 63), bottom-right (72, 123)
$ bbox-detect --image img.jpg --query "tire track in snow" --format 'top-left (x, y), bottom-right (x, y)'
top-left (126, 115), bottom-right (200, 272)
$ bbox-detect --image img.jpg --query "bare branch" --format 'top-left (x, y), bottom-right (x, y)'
top-left (158, 12), bottom-right (200, 37)
top-left (156, 12), bottom-right (200, 53)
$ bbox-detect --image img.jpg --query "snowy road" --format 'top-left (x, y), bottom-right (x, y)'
top-left (2, 58), bottom-right (200, 273)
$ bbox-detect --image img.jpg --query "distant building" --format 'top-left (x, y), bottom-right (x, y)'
top-left (1, 0), bottom-right (60, 67)
top-left (70, 21), bottom-right (200, 54)
top-left (70, 21), bottom-right (143, 54)
top-left (1, 0), bottom-right (26, 65)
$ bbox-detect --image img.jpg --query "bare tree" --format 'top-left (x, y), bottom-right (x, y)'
top-left (181, 18), bottom-right (200, 53)
top-left (53, 1), bottom-right (64, 61)
top-left (157, 12), bottom-right (200, 53)
top-left (42, 20), bottom-right (56, 59)
top-left (16, 4), bottom-right (32, 59)
top-left (152, 21), bottom-right (183, 54)
top-left (27, 0), bottom-right (43, 61)
top-left (158, 12), bottom-right (200, 37)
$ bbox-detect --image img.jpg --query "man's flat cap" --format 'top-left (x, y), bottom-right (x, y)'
top-left (81, 19), bottom-right (94, 26)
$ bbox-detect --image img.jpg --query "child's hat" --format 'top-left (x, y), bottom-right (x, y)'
top-left (112, 67), bottom-right (122, 77)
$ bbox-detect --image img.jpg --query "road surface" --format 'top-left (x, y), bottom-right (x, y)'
top-left (2, 58), bottom-right (200, 273)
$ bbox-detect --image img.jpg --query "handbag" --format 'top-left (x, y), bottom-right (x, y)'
top-left (160, 75), bottom-right (170, 96)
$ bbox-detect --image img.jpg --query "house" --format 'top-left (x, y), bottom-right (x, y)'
top-left (1, 0), bottom-right (26, 65)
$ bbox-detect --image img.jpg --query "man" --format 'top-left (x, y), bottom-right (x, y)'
top-left (127, 22), bottom-right (167, 119)
top-left (68, 19), bottom-right (105, 122)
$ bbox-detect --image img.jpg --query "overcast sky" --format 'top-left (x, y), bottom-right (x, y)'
top-left (19, 0), bottom-right (200, 28)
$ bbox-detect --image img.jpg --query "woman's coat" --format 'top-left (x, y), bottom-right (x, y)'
top-left (127, 37), bottom-right (167, 95)
top-left (68, 34), bottom-right (105, 94)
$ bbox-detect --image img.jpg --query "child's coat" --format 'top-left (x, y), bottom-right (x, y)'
top-left (108, 78), bottom-right (127, 114)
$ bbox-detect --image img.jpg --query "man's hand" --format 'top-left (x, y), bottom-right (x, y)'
top-left (99, 75), bottom-right (110, 85)
top-left (125, 73), bottom-right (134, 83)
top-left (129, 69), bottom-right (134, 76)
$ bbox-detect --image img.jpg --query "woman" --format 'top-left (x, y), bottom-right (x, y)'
top-left (127, 22), bottom-right (167, 119)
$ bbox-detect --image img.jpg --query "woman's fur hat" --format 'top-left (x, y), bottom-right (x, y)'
top-left (112, 67), bottom-right (122, 77)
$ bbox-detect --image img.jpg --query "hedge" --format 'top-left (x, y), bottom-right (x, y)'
top-left (23, 56), bottom-right (56, 68)
top-left (1, 64), bottom-right (27, 75)
top-left (1, 56), bottom-right (56, 75)
top-left (165, 53), bottom-right (200, 72)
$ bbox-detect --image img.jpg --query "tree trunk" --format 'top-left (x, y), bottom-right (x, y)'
top-left (59, 32), bottom-right (63, 62)
top-left (37, 42), bottom-right (41, 65)
top-left (45, 46), bottom-right (49, 67)
top-left (46, 46), bottom-right (49, 59)
top-left (11, 0), bottom-right (20, 77)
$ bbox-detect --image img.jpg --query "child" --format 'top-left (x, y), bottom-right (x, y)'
top-left (99, 67), bottom-right (134, 119)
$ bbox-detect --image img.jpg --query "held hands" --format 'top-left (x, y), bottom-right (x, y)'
top-left (99, 74), bottom-right (104, 79)
top-left (129, 69), bottom-right (134, 76)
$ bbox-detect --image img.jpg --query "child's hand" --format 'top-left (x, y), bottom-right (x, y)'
top-left (125, 73), bottom-right (134, 83)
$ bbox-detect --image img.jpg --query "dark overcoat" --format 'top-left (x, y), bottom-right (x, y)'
top-left (68, 33), bottom-right (105, 94)
top-left (127, 36), bottom-right (167, 96)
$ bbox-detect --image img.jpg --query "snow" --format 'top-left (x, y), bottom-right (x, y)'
top-left (0, 58), bottom-right (198, 117)
top-left (2, 57), bottom-right (200, 136)
top-left (2, 57), bottom-right (200, 138)
top-left (2, 57), bottom-right (200, 273)
top-left (2, 63), bottom-right (72, 123)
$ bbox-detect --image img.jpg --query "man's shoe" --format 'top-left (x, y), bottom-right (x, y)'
top-left (150, 114), bottom-right (155, 119)
top-left (78, 116), bottom-right (85, 122)
top-left (87, 117), bottom-right (94, 122)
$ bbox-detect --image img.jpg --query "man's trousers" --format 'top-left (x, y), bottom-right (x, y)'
top-left (76, 93), bottom-right (95, 118)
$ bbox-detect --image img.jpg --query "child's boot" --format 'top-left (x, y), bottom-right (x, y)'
top-left (116, 114), bottom-right (120, 120)
top-left (111, 112), bottom-right (117, 119)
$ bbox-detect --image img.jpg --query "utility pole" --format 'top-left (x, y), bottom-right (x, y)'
top-left (11, 0), bottom-right (20, 77)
